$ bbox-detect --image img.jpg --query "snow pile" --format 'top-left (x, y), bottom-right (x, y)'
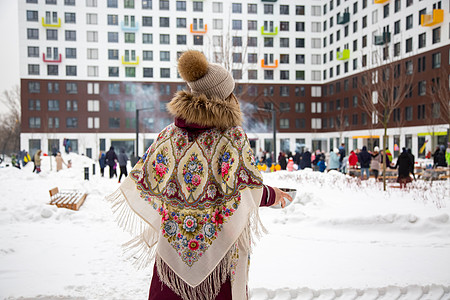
top-left (0, 154), bottom-right (449, 299)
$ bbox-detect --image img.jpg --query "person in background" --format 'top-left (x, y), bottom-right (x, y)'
top-left (55, 152), bottom-right (67, 172)
top-left (23, 151), bottom-right (31, 166)
top-left (328, 148), bottom-right (340, 171)
top-left (34, 150), bottom-right (42, 174)
top-left (392, 148), bottom-right (413, 188)
top-left (348, 150), bottom-right (358, 169)
top-left (358, 146), bottom-right (372, 180)
top-left (338, 143), bottom-right (346, 172)
top-left (105, 146), bottom-right (118, 178)
top-left (370, 146), bottom-right (382, 180)
top-left (287, 157), bottom-right (294, 171)
top-left (117, 148), bottom-right (129, 183)
top-left (300, 147), bottom-right (312, 169)
top-left (433, 145), bottom-right (447, 168)
top-left (265, 152), bottom-right (272, 171)
top-left (385, 147), bottom-right (393, 164)
top-left (67, 160), bottom-right (72, 168)
top-left (99, 151), bottom-right (106, 177)
top-left (446, 147), bottom-right (450, 167)
top-left (278, 152), bottom-right (287, 170)
top-left (407, 149), bottom-right (416, 180)
top-left (318, 156), bottom-right (327, 172)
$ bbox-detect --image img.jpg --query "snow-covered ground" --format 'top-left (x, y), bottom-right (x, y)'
top-left (0, 154), bottom-right (449, 300)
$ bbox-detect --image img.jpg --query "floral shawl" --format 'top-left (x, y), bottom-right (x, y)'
top-left (108, 120), bottom-right (265, 300)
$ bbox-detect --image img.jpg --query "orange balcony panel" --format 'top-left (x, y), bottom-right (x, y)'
top-left (261, 59), bottom-right (278, 68)
top-left (190, 24), bottom-right (208, 34)
top-left (374, 0), bottom-right (389, 3)
top-left (421, 9), bottom-right (444, 27)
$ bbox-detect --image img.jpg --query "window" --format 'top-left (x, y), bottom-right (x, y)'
top-left (87, 31), bottom-right (98, 42)
top-left (231, 36), bottom-right (242, 47)
top-left (177, 18), bottom-right (186, 28)
top-left (28, 99), bottom-right (41, 111)
top-left (29, 117), bottom-right (41, 129)
top-left (160, 34), bottom-right (169, 44)
top-left (311, 118), bottom-right (321, 129)
top-left (405, 38), bottom-right (412, 53)
top-left (87, 66), bottom-right (98, 77)
top-left (107, 0), bottom-right (118, 7)
top-left (264, 70), bottom-right (274, 80)
top-left (27, 10), bottom-right (39, 22)
top-left (295, 71), bottom-right (305, 80)
top-left (232, 3), bottom-right (242, 13)
top-left (383, 4), bottom-right (389, 18)
top-left (406, 60), bottom-right (413, 75)
top-left (47, 82), bottom-right (60, 94)
top-left (175, 35), bottom-right (186, 45)
top-left (66, 66), bottom-right (77, 76)
top-left (406, 0), bottom-right (413, 7)
top-left (108, 83), bottom-right (120, 94)
top-left (311, 38), bottom-right (321, 48)
top-left (406, 14), bottom-right (413, 30)
top-left (405, 106), bottom-right (413, 121)
top-left (418, 81), bottom-right (426, 96)
top-left (47, 65), bottom-right (58, 76)
top-left (142, 0), bottom-right (152, 9)
top-left (160, 51), bottom-right (170, 61)
top-left (311, 5), bottom-right (321, 16)
top-left (296, 5), bottom-right (305, 15)
top-left (296, 22), bottom-right (305, 32)
top-left (432, 52), bottom-right (441, 69)
top-left (193, 35), bottom-right (203, 45)
top-left (143, 68), bottom-right (153, 78)
top-left (432, 27), bottom-right (441, 44)
top-left (87, 100), bottom-right (100, 112)
top-left (213, 2), bottom-right (223, 13)
top-left (247, 3), bottom-right (257, 14)
top-left (264, 4), bottom-right (273, 14)
top-left (109, 118), bottom-right (120, 129)
top-left (87, 48), bottom-right (98, 60)
top-left (108, 32), bottom-right (118, 43)
top-left (212, 18), bottom-right (223, 30)
top-left (248, 70), bottom-right (257, 80)
top-left (159, 17), bottom-right (169, 27)
top-left (280, 71), bottom-right (289, 80)
top-left (142, 16), bottom-right (152, 26)
top-left (176, 1), bottom-right (186, 11)
top-left (28, 64), bottom-right (40, 75)
top-left (46, 0), bottom-right (57, 4)
top-left (143, 33), bottom-right (153, 44)
top-left (108, 49), bottom-right (118, 60)
top-left (432, 103), bottom-right (440, 118)
top-left (27, 28), bottom-right (39, 40)
top-left (87, 117), bottom-right (100, 129)
top-left (296, 38), bottom-right (305, 48)
top-left (418, 33), bottom-right (426, 49)
top-left (279, 38), bottom-right (289, 48)
top-left (160, 68), bottom-right (170, 78)
top-left (312, 22), bottom-right (321, 32)
top-left (280, 119), bottom-right (289, 129)
top-left (86, 13), bottom-right (97, 25)
top-left (213, 36), bottom-right (223, 47)
top-left (159, 0), bottom-right (169, 10)
top-left (232, 20), bottom-right (242, 30)
top-left (296, 54), bottom-right (305, 64)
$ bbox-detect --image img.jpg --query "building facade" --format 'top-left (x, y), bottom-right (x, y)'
top-left (19, 0), bottom-right (449, 160)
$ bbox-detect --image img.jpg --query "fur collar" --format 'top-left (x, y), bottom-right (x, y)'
top-left (167, 91), bottom-right (242, 130)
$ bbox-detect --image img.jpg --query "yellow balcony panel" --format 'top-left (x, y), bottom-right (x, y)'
top-left (261, 59), bottom-right (278, 68)
top-left (190, 24), bottom-right (208, 34)
top-left (337, 49), bottom-right (350, 60)
top-left (261, 26), bottom-right (278, 35)
top-left (122, 56), bottom-right (140, 65)
top-left (42, 17), bottom-right (61, 28)
top-left (374, 0), bottom-right (389, 3)
top-left (421, 9), bottom-right (444, 27)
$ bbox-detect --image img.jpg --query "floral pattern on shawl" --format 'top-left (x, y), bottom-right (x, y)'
top-left (129, 124), bottom-right (263, 266)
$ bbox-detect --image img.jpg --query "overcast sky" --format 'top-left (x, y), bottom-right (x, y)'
top-left (0, 1), bottom-right (20, 95)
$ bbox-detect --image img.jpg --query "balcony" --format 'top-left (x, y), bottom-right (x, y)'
top-left (336, 49), bottom-right (350, 60)
top-left (122, 56), bottom-right (139, 65)
top-left (337, 12), bottom-right (350, 25)
top-left (260, 26), bottom-right (278, 35)
top-left (120, 21), bottom-right (140, 31)
top-left (261, 59), bottom-right (278, 68)
top-left (421, 9), bottom-right (444, 27)
top-left (42, 53), bottom-right (62, 63)
top-left (374, 0), bottom-right (389, 3)
top-left (374, 32), bottom-right (391, 45)
top-left (41, 17), bottom-right (61, 28)
top-left (190, 24), bottom-right (208, 34)
top-left (261, 0), bottom-right (277, 2)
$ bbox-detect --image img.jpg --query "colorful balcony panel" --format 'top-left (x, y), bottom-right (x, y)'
top-left (41, 17), bottom-right (61, 28)
top-left (122, 56), bottom-right (140, 65)
top-left (260, 26), bottom-right (278, 35)
top-left (42, 53), bottom-right (62, 63)
top-left (374, 32), bottom-right (391, 45)
top-left (190, 24), bottom-right (208, 34)
top-left (261, 59), bottom-right (278, 68)
top-left (337, 12), bottom-right (350, 24)
top-left (120, 21), bottom-right (140, 31)
top-left (336, 49), bottom-right (350, 60)
top-left (374, 0), bottom-right (389, 3)
top-left (421, 9), bottom-right (444, 27)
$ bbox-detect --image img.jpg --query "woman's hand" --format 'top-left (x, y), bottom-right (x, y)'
top-left (271, 187), bottom-right (293, 208)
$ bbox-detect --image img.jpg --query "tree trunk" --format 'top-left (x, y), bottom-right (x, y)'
top-left (383, 125), bottom-right (388, 191)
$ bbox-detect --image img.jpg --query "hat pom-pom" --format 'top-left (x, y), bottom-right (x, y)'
top-left (178, 50), bottom-right (209, 82)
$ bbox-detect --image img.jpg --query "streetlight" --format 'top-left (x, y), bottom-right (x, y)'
top-left (257, 107), bottom-right (277, 164)
top-left (135, 107), bottom-right (154, 159)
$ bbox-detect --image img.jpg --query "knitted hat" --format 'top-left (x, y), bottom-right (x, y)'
top-left (177, 50), bottom-right (235, 100)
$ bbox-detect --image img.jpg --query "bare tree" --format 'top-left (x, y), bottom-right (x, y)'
top-left (0, 85), bottom-right (21, 158)
top-left (358, 52), bottom-right (415, 190)
top-left (428, 66), bottom-right (450, 146)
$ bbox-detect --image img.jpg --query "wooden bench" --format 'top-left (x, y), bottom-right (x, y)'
top-left (49, 187), bottom-right (87, 211)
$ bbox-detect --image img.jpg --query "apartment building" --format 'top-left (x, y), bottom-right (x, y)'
top-left (19, 0), bottom-right (450, 159)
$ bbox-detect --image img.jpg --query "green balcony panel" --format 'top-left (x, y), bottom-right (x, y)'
top-left (337, 49), bottom-right (350, 60)
top-left (337, 12), bottom-right (350, 25)
top-left (261, 26), bottom-right (278, 35)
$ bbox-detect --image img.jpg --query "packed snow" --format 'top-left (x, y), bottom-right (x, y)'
top-left (0, 153), bottom-right (449, 300)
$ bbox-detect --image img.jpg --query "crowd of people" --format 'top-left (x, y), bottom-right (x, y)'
top-left (99, 146), bottom-right (129, 183)
top-left (255, 143), bottom-right (450, 187)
